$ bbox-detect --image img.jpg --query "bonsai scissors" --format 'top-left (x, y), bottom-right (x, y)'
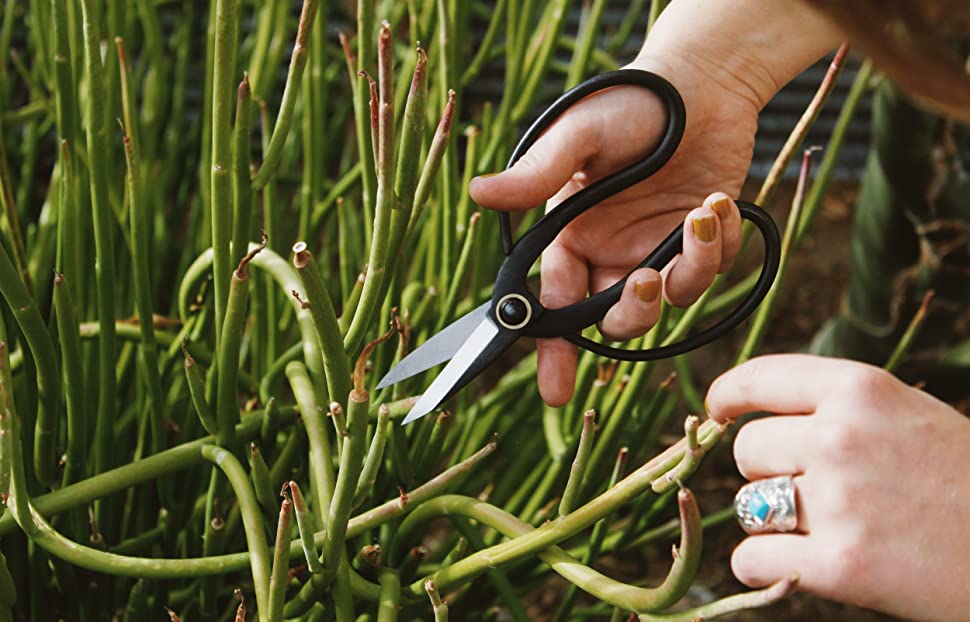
top-left (377, 69), bottom-right (781, 424)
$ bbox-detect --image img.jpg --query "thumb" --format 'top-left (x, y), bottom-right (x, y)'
top-left (469, 107), bottom-right (602, 211)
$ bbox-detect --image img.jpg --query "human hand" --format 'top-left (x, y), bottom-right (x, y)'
top-left (706, 354), bottom-right (970, 621)
top-left (470, 55), bottom-right (761, 406)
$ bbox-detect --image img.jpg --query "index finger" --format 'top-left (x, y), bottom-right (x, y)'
top-left (705, 354), bottom-right (861, 422)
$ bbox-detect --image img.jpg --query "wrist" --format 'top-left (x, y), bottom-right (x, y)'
top-left (631, 0), bottom-right (842, 110)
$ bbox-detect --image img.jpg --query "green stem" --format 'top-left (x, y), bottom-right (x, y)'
top-left (424, 580), bottom-right (448, 621)
top-left (122, 132), bottom-right (165, 456)
top-left (251, 0), bottom-right (321, 190)
top-left (403, 423), bottom-right (724, 598)
top-left (459, 0), bottom-right (505, 87)
top-left (323, 389), bottom-right (371, 587)
top-left (286, 362), bottom-right (336, 524)
top-left (559, 410), bottom-right (596, 516)
top-left (288, 481), bottom-right (324, 573)
top-left (267, 498), bottom-right (292, 622)
top-left (376, 568), bottom-right (401, 622)
top-left (184, 348), bottom-right (217, 436)
top-left (353, 403), bottom-right (390, 508)
top-left (293, 243), bottom-right (352, 411)
top-left (565, 0), bottom-right (607, 89)
top-left (344, 22), bottom-right (397, 357)
top-left (231, 75), bottom-right (253, 262)
top-left (398, 489), bottom-right (702, 613)
top-left (885, 291), bottom-right (934, 373)
top-left (216, 258), bottom-right (256, 447)
top-left (53, 274), bottom-right (85, 487)
top-left (0, 436), bottom-right (495, 580)
top-left (636, 576), bottom-right (798, 622)
top-left (435, 212), bottom-right (481, 332)
top-left (80, 0), bottom-right (116, 483)
top-left (200, 444), bottom-right (272, 622)
top-left (736, 148), bottom-right (815, 364)
top-left (210, 0), bottom-right (240, 351)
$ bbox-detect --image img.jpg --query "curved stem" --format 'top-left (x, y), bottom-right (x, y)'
top-left (285, 362), bottom-right (335, 524)
top-left (636, 575), bottom-right (798, 621)
top-left (402, 422), bottom-right (724, 598)
top-left (0, 222), bottom-right (59, 486)
top-left (0, 437), bottom-right (495, 577)
top-left (396, 489), bottom-right (701, 613)
top-left (0, 407), bottom-right (298, 537)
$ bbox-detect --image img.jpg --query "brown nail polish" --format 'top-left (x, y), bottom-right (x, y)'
top-left (692, 214), bottom-right (717, 243)
top-left (635, 279), bottom-right (660, 303)
top-left (711, 197), bottom-right (733, 219)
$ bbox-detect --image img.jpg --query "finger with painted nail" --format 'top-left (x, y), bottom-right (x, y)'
top-left (662, 206), bottom-right (722, 306)
top-left (707, 193), bottom-right (743, 272)
top-left (599, 268), bottom-right (663, 340)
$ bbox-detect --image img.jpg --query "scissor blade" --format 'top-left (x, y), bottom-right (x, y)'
top-left (376, 302), bottom-right (491, 391)
top-left (402, 318), bottom-right (499, 424)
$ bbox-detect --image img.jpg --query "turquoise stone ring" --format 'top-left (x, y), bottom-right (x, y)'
top-left (734, 475), bottom-right (798, 535)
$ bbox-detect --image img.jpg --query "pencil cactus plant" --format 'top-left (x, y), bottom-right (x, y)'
top-left (0, 0), bottom-right (896, 620)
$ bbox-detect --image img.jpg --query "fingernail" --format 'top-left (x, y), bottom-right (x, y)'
top-left (476, 172), bottom-right (499, 179)
top-left (711, 197), bottom-right (733, 219)
top-left (691, 214), bottom-right (717, 243)
top-left (635, 278), bottom-right (660, 303)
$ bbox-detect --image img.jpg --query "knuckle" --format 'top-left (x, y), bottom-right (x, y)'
top-left (842, 365), bottom-right (893, 401)
top-left (820, 476), bottom-right (855, 516)
top-left (817, 419), bottom-right (863, 458)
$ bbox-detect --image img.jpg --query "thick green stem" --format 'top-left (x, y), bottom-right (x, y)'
top-left (293, 243), bottom-right (352, 411)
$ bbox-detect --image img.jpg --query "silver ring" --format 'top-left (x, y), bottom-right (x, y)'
top-left (734, 475), bottom-right (798, 535)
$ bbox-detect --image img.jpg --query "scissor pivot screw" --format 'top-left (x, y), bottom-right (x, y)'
top-left (496, 294), bottom-right (532, 330)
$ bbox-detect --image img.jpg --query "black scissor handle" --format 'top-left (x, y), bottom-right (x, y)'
top-left (491, 69), bottom-right (781, 361)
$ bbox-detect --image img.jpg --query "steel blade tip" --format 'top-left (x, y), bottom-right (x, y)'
top-left (401, 404), bottom-right (433, 425)
top-left (375, 371), bottom-right (395, 391)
